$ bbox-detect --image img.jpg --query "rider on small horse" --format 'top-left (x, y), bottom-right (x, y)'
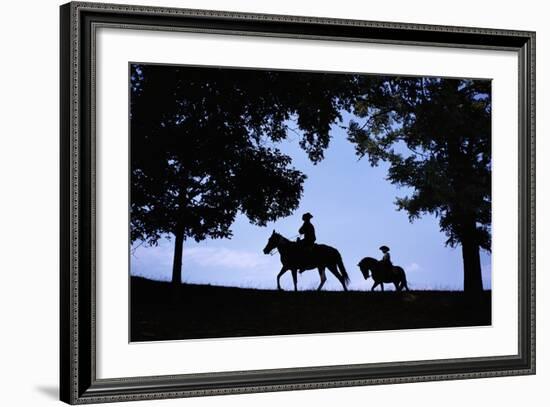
top-left (379, 245), bottom-right (393, 277)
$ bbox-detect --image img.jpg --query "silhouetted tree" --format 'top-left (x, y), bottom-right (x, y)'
top-left (348, 77), bottom-right (491, 293)
top-left (130, 64), bottom-right (356, 284)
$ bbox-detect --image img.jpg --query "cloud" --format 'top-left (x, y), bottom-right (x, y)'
top-left (406, 262), bottom-right (421, 272)
top-left (184, 246), bottom-right (275, 272)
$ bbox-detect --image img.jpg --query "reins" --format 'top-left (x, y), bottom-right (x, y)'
top-left (268, 234), bottom-right (300, 256)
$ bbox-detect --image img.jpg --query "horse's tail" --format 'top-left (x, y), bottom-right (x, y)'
top-left (396, 266), bottom-right (409, 291)
top-left (337, 253), bottom-right (350, 284)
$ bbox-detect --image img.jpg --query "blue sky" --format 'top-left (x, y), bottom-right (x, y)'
top-left (130, 115), bottom-right (491, 291)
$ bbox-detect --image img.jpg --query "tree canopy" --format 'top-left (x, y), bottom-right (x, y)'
top-left (347, 76), bottom-right (491, 292)
top-left (130, 64), bottom-right (357, 283)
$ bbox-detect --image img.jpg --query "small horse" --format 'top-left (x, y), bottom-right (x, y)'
top-left (357, 257), bottom-right (409, 291)
top-left (263, 231), bottom-right (350, 291)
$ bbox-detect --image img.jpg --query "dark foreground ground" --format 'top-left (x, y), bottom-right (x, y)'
top-left (130, 276), bottom-right (491, 342)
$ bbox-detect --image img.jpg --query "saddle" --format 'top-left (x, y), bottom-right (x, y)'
top-left (296, 242), bottom-right (319, 272)
top-left (382, 264), bottom-right (398, 280)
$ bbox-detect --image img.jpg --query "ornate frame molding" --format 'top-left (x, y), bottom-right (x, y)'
top-left (60, 2), bottom-right (535, 404)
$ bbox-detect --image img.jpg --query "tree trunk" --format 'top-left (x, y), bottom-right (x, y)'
top-left (171, 226), bottom-right (184, 285)
top-left (461, 226), bottom-right (483, 294)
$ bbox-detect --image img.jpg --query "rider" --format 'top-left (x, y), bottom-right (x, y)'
top-left (297, 213), bottom-right (316, 275)
top-left (298, 212), bottom-right (316, 249)
top-left (379, 245), bottom-right (393, 277)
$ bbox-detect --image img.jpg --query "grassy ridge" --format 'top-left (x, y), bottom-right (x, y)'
top-left (130, 276), bottom-right (491, 342)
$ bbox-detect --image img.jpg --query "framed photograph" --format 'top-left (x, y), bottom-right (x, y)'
top-left (60, 1), bottom-right (535, 404)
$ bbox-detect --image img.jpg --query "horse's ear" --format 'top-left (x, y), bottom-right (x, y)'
top-left (272, 229), bottom-right (275, 235)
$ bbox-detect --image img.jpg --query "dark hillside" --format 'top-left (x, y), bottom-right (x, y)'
top-left (130, 276), bottom-right (491, 342)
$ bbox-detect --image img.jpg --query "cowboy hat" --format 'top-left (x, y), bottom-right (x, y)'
top-left (379, 245), bottom-right (390, 252)
top-left (302, 212), bottom-right (313, 220)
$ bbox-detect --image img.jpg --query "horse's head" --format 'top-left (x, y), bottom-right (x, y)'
top-left (357, 257), bottom-right (376, 280)
top-left (263, 230), bottom-right (282, 255)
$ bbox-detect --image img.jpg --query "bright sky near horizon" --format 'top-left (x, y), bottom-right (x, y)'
top-left (130, 114), bottom-right (491, 291)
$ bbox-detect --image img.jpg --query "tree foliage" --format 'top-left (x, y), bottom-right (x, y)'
top-left (348, 77), bottom-right (491, 292)
top-left (130, 64), bottom-right (357, 282)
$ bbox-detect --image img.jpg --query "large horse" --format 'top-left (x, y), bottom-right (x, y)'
top-left (263, 231), bottom-right (350, 291)
top-left (357, 257), bottom-right (409, 291)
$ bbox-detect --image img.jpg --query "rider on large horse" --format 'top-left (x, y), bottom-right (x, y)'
top-left (298, 212), bottom-right (316, 249)
top-left (297, 212), bottom-right (316, 273)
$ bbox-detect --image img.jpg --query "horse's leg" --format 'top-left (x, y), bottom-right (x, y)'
top-left (371, 281), bottom-right (379, 291)
top-left (317, 267), bottom-right (327, 291)
top-left (380, 283), bottom-right (385, 292)
top-left (276, 267), bottom-right (288, 291)
top-left (394, 268), bottom-right (409, 291)
top-left (327, 264), bottom-right (347, 291)
top-left (291, 269), bottom-right (298, 292)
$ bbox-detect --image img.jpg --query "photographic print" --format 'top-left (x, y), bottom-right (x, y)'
top-left (60, 5), bottom-right (535, 402)
top-left (129, 63), bottom-right (492, 342)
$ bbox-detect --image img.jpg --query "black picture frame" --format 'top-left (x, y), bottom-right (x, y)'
top-left (60, 2), bottom-right (536, 404)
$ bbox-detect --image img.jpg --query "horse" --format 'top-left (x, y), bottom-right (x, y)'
top-left (263, 231), bottom-right (350, 291)
top-left (357, 257), bottom-right (409, 291)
